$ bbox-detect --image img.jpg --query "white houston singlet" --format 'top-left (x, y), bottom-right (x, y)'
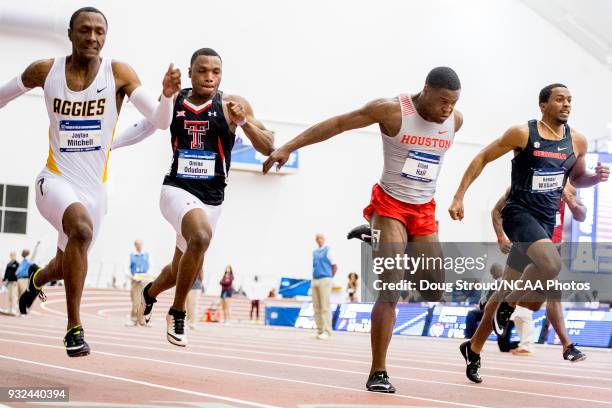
top-left (378, 94), bottom-right (455, 204)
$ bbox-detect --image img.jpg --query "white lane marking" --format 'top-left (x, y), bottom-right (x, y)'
top-left (1, 333), bottom-right (610, 406)
top-left (30, 401), bottom-right (235, 407)
top-left (0, 338), bottom-right (487, 408)
top-left (0, 354), bottom-right (279, 408)
top-left (3, 321), bottom-right (611, 385)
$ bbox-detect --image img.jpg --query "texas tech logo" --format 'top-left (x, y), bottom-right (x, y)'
top-left (184, 121), bottom-right (209, 149)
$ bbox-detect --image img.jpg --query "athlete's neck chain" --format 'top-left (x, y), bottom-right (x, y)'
top-left (538, 120), bottom-right (564, 140)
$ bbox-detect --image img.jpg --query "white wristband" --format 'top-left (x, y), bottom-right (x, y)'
top-left (236, 118), bottom-right (247, 127)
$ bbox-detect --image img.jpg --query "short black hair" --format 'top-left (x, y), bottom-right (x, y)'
top-left (539, 83), bottom-right (567, 104)
top-left (425, 67), bottom-right (461, 91)
top-left (190, 48), bottom-right (222, 66)
top-left (69, 7), bottom-right (108, 29)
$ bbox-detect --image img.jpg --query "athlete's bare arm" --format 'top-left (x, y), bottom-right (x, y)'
top-left (112, 61), bottom-right (181, 99)
top-left (567, 130), bottom-right (609, 188)
top-left (0, 59), bottom-right (53, 109)
top-left (491, 187), bottom-right (511, 253)
top-left (563, 182), bottom-right (587, 222)
top-left (112, 61), bottom-right (143, 101)
top-left (449, 125), bottom-right (529, 220)
top-left (223, 94), bottom-right (274, 155)
top-left (21, 59), bottom-right (54, 89)
top-left (112, 61), bottom-right (180, 129)
top-left (262, 98), bottom-right (399, 174)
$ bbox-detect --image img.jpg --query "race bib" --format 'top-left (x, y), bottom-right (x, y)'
top-left (59, 120), bottom-right (102, 152)
top-left (531, 169), bottom-right (564, 193)
top-left (177, 149), bottom-right (216, 180)
top-left (401, 151), bottom-right (440, 182)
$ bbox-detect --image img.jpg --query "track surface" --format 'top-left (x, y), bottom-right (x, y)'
top-left (1, 288), bottom-right (611, 408)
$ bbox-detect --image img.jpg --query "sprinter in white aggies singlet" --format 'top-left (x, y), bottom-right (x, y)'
top-left (0, 6), bottom-right (181, 357)
top-left (36, 56), bottom-right (118, 251)
top-left (264, 67), bottom-right (463, 393)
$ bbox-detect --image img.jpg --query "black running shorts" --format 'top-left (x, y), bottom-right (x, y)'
top-left (502, 204), bottom-right (554, 272)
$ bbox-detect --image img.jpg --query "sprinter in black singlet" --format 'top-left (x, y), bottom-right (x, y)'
top-left (113, 48), bottom-right (274, 347)
top-left (163, 87), bottom-right (235, 205)
top-left (448, 84), bottom-right (609, 383)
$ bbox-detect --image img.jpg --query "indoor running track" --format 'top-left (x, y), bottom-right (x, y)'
top-left (1, 288), bottom-right (611, 408)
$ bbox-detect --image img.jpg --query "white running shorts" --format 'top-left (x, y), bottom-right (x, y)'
top-left (159, 185), bottom-right (222, 252)
top-left (35, 168), bottom-right (107, 251)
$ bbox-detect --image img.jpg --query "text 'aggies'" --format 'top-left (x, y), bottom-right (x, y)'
top-left (53, 98), bottom-right (106, 117)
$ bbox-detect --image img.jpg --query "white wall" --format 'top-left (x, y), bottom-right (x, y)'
top-left (1, 0), bottom-right (611, 290)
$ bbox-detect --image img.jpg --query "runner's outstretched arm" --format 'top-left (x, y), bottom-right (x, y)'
top-left (449, 126), bottom-right (525, 220)
top-left (263, 98), bottom-right (396, 174)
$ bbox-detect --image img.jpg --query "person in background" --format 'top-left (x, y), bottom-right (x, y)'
top-left (186, 268), bottom-right (204, 330)
top-left (347, 272), bottom-right (359, 303)
top-left (312, 233), bottom-right (337, 340)
top-left (220, 265), bottom-right (234, 323)
top-left (244, 275), bottom-right (266, 322)
top-left (17, 241), bottom-right (40, 314)
top-left (127, 240), bottom-right (150, 326)
top-left (268, 287), bottom-right (278, 299)
top-left (2, 251), bottom-right (19, 315)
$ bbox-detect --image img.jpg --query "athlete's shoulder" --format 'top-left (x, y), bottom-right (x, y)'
top-left (111, 60), bottom-right (142, 96)
top-left (369, 97), bottom-right (398, 109)
top-left (569, 127), bottom-right (586, 142)
top-left (111, 60), bottom-right (137, 78)
top-left (222, 93), bottom-right (248, 105)
top-left (569, 127), bottom-right (587, 153)
top-left (222, 93), bottom-right (256, 116)
top-left (22, 59), bottom-right (54, 88)
top-left (506, 124), bottom-right (529, 136)
top-left (499, 124), bottom-right (529, 148)
top-left (28, 58), bottom-right (54, 72)
top-left (363, 97), bottom-right (399, 116)
top-left (454, 110), bottom-right (463, 132)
